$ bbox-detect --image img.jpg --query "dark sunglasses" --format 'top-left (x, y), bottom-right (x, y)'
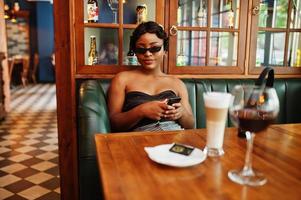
top-left (135, 46), bottom-right (162, 54)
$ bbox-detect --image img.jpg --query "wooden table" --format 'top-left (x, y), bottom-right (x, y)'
top-left (8, 55), bottom-right (30, 86)
top-left (95, 124), bottom-right (301, 200)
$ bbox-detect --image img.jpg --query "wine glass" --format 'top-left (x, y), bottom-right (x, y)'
top-left (107, 0), bottom-right (118, 23)
top-left (228, 85), bottom-right (279, 186)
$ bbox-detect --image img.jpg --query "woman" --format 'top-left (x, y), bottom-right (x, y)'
top-left (108, 21), bottom-right (194, 132)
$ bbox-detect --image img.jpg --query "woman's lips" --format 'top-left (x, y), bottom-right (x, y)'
top-left (143, 60), bottom-right (154, 65)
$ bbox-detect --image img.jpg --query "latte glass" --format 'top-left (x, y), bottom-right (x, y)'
top-left (203, 92), bottom-right (232, 157)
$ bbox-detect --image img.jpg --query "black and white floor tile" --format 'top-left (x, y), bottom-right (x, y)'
top-left (0, 84), bottom-right (60, 200)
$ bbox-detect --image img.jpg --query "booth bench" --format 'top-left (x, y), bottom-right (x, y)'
top-left (78, 78), bottom-right (301, 200)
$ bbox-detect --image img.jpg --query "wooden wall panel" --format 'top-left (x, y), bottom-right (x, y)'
top-left (53, 0), bottom-right (78, 199)
top-left (0, 0), bottom-right (11, 112)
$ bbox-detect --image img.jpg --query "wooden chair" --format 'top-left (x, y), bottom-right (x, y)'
top-left (8, 54), bottom-right (30, 87)
top-left (31, 53), bottom-right (39, 84)
top-left (21, 55), bottom-right (30, 86)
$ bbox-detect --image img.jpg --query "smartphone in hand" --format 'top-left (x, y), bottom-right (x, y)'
top-left (167, 97), bottom-right (181, 105)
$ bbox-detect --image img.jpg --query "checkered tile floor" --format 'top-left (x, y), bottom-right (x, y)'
top-left (0, 84), bottom-right (60, 200)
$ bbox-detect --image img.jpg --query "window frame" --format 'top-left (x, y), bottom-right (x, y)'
top-left (249, 0), bottom-right (301, 75)
top-left (167, 0), bottom-right (247, 75)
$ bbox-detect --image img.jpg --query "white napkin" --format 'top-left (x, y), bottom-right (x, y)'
top-left (144, 143), bottom-right (206, 167)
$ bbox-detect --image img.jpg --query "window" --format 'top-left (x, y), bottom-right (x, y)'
top-left (249, 0), bottom-right (301, 74)
top-left (168, 0), bottom-right (247, 75)
top-left (168, 0), bottom-right (301, 75)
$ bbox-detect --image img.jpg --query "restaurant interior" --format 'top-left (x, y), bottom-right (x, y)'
top-left (1, 0), bottom-right (301, 200)
top-left (0, 0), bottom-right (58, 199)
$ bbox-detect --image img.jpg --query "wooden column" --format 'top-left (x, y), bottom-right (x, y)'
top-left (0, 0), bottom-right (11, 113)
top-left (53, 0), bottom-right (79, 199)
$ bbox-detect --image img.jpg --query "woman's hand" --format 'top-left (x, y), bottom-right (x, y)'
top-left (139, 100), bottom-right (172, 121)
top-left (163, 102), bottom-right (183, 121)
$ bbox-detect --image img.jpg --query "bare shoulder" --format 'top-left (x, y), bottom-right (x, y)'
top-left (165, 75), bottom-right (186, 89)
top-left (111, 70), bottom-right (136, 85)
top-left (112, 70), bottom-right (129, 81)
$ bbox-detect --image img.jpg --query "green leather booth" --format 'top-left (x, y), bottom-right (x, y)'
top-left (78, 78), bottom-right (301, 200)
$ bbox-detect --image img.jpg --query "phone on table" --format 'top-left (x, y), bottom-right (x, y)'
top-left (167, 97), bottom-right (181, 105)
top-left (169, 143), bottom-right (194, 156)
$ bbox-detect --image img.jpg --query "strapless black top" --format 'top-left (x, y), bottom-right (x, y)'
top-left (122, 90), bottom-right (177, 129)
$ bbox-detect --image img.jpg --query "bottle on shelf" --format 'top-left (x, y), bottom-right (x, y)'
top-left (136, 4), bottom-right (147, 24)
top-left (197, 0), bottom-right (206, 26)
top-left (88, 35), bottom-right (98, 65)
top-left (87, 0), bottom-right (99, 23)
top-left (127, 49), bottom-right (137, 65)
top-left (127, 36), bottom-right (137, 65)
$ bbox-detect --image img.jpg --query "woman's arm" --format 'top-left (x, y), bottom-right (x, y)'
top-left (163, 78), bottom-right (195, 129)
top-left (107, 72), bottom-right (141, 131)
top-left (177, 80), bottom-right (195, 129)
top-left (107, 72), bottom-right (169, 132)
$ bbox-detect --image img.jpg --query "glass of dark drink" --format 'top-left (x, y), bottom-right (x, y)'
top-left (228, 85), bottom-right (279, 186)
